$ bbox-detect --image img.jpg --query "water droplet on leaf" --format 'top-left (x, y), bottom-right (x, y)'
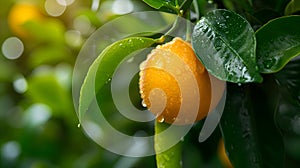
top-left (263, 58), bottom-right (276, 69)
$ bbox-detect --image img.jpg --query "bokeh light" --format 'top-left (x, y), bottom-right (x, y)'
top-left (1, 37), bottom-right (24, 60)
top-left (23, 104), bottom-right (52, 127)
top-left (13, 75), bottom-right (28, 94)
top-left (1, 141), bottom-right (21, 161)
top-left (73, 16), bottom-right (94, 35)
top-left (65, 30), bottom-right (83, 47)
top-left (112, 0), bottom-right (134, 15)
top-left (45, 0), bottom-right (67, 17)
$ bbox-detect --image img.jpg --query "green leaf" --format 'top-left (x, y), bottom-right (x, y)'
top-left (275, 58), bottom-right (300, 134)
top-left (285, 0), bottom-right (300, 15)
top-left (275, 57), bottom-right (300, 101)
top-left (256, 16), bottom-right (300, 73)
top-left (79, 37), bottom-right (156, 122)
top-left (219, 82), bottom-right (284, 168)
top-left (142, 0), bottom-right (175, 10)
top-left (155, 121), bottom-right (182, 168)
top-left (192, 9), bottom-right (262, 83)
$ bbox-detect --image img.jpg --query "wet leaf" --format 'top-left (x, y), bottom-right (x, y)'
top-left (256, 16), bottom-right (300, 73)
top-left (78, 37), bottom-right (156, 122)
top-left (219, 82), bottom-right (284, 168)
top-left (192, 9), bottom-right (262, 83)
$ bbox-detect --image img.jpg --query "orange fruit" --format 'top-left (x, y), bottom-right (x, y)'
top-left (8, 3), bottom-right (42, 38)
top-left (139, 37), bottom-right (212, 125)
top-left (218, 139), bottom-right (233, 168)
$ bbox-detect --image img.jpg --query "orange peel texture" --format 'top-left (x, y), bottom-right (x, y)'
top-left (139, 37), bottom-right (212, 125)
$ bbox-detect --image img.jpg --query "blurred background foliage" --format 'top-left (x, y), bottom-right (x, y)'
top-left (0, 0), bottom-right (299, 168)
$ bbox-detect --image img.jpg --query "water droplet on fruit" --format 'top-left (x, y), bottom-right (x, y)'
top-left (141, 100), bottom-right (147, 107)
top-left (157, 115), bottom-right (165, 123)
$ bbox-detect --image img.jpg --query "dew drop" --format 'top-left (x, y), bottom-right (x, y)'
top-left (180, 137), bottom-right (184, 142)
top-left (263, 58), bottom-right (276, 69)
top-left (157, 115), bottom-right (165, 123)
top-left (141, 100), bottom-right (147, 108)
top-left (238, 83), bottom-right (242, 86)
top-left (77, 123), bottom-right (81, 128)
top-left (139, 61), bottom-right (146, 70)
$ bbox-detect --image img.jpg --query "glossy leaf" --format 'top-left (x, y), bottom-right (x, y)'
top-left (192, 9), bottom-right (262, 83)
top-left (219, 82), bottom-right (284, 168)
top-left (79, 37), bottom-right (156, 122)
top-left (256, 16), bottom-right (300, 73)
top-left (285, 0), bottom-right (300, 15)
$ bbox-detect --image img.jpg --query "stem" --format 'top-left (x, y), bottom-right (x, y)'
top-left (175, 0), bottom-right (179, 6)
top-left (185, 11), bottom-right (192, 42)
top-left (155, 121), bottom-right (182, 168)
top-left (162, 16), bottom-right (180, 38)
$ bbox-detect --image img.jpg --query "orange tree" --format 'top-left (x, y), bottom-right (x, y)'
top-left (76, 0), bottom-right (300, 167)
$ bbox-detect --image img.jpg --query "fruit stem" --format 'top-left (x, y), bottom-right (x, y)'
top-left (185, 11), bottom-right (192, 42)
top-left (159, 15), bottom-right (180, 42)
top-left (155, 121), bottom-right (183, 168)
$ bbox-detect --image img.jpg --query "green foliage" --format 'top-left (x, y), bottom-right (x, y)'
top-left (220, 82), bottom-right (284, 168)
top-left (256, 16), bottom-right (300, 73)
top-left (285, 0), bottom-right (300, 15)
top-left (2, 0), bottom-right (300, 167)
top-left (192, 9), bottom-right (262, 83)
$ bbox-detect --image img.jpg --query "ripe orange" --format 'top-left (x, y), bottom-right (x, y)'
top-left (139, 37), bottom-right (212, 125)
top-left (8, 3), bottom-right (42, 38)
top-left (218, 139), bottom-right (233, 168)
